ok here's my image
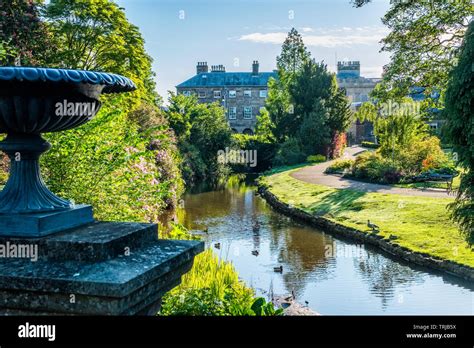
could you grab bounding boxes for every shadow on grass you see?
[309,188,367,216]
[263,163,309,176]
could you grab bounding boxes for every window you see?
[182,90,191,97]
[259,90,268,98]
[228,107,237,120]
[214,90,222,98]
[229,90,236,98]
[243,106,252,119]
[198,91,207,98]
[429,123,438,130]
[244,90,252,97]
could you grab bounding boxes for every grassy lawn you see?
[260,168,474,268]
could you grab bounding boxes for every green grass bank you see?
[259,168,474,274]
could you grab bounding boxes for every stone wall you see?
[258,185,474,282]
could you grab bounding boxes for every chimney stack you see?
[211,64,226,73]
[252,60,259,76]
[196,61,208,74]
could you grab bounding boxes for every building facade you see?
[176,61,277,134]
[336,61,380,144]
[336,61,442,144]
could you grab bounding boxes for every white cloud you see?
[237,26,389,48]
[238,32,288,45]
[361,66,384,78]
[300,27,314,33]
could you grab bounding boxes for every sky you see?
[114,0,392,103]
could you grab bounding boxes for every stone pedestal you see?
[0,222,204,315]
[0,67,203,316]
[0,204,94,237]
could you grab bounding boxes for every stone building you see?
[336,61,442,144]
[336,61,381,144]
[176,61,277,134]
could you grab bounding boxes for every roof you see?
[176,72,278,88]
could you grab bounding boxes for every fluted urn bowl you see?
[0,67,136,227]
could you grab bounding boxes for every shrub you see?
[352,152,402,184]
[232,134,278,172]
[350,137,454,184]
[165,94,233,185]
[160,248,281,316]
[0,152,8,185]
[327,132,347,159]
[42,97,181,223]
[273,137,306,166]
[306,154,326,163]
[325,159,354,174]
[160,225,282,316]
[396,136,450,175]
[361,141,379,149]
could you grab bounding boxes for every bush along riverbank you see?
[159,224,283,316]
[258,169,474,281]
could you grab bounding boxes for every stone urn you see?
[0,67,203,315]
[0,67,136,236]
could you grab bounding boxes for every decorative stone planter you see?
[0,67,203,315]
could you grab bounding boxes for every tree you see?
[166,94,232,183]
[267,32,352,163]
[287,59,352,158]
[356,0,472,97]
[351,0,370,7]
[276,28,310,74]
[43,0,159,104]
[265,73,293,143]
[0,0,53,65]
[166,93,196,139]
[7,0,184,220]
[354,102,378,123]
[189,102,233,174]
[298,100,330,156]
[444,21,474,240]
[254,109,275,143]
[290,60,334,116]
[375,114,428,159]
[327,85,353,134]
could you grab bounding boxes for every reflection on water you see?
[178,177,474,315]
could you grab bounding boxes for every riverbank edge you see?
[257,185,474,282]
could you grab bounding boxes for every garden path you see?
[290,146,452,198]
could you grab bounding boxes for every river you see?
[177,177,474,315]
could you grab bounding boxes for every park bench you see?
[411,171,458,193]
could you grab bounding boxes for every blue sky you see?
[114,0,391,103]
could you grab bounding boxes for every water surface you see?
[178,179,474,315]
